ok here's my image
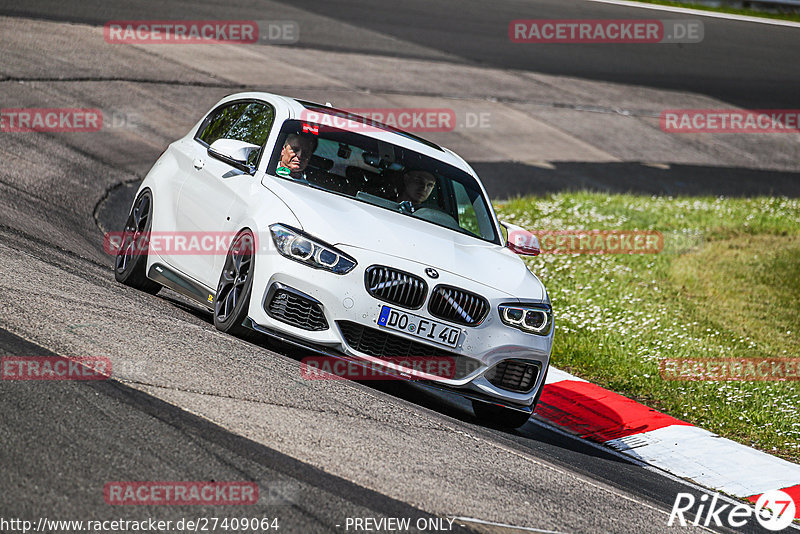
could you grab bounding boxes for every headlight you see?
[269,224,356,274]
[498,303,552,335]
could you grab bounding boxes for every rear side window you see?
[226,103,275,147]
[196,101,275,147]
[196,102,248,146]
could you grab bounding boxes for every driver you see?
[397,170,436,206]
[278,133,318,179]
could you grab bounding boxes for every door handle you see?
[193,158,205,170]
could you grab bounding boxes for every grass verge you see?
[494,193,800,462]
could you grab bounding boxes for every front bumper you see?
[247,244,553,408]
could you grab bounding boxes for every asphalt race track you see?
[0,1,798,533]
[4,0,800,108]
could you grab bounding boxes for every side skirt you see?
[147,263,215,308]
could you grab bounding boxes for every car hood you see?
[263,177,545,300]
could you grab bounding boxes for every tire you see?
[472,401,532,429]
[114,190,161,295]
[213,230,255,337]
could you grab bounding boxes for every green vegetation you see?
[495,193,800,462]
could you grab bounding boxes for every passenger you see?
[278,133,318,179]
[397,170,436,206]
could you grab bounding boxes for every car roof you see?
[216,92,477,177]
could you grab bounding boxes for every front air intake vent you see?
[485,360,540,393]
[337,321,480,380]
[266,285,328,331]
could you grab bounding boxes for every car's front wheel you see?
[114,190,161,295]
[213,230,255,337]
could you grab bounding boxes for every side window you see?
[226,103,275,148]
[196,101,276,165]
[196,102,248,146]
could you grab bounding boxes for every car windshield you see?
[267,119,499,243]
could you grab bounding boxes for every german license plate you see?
[377,306,462,348]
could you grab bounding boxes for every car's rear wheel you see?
[214,230,255,337]
[114,190,161,295]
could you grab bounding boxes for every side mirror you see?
[500,221,540,256]
[208,139,261,174]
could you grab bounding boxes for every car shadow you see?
[158,294,214,323]
[158,293,638,464]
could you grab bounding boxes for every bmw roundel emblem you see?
[425,267,439,279]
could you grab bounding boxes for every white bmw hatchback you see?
[114,92,553,427]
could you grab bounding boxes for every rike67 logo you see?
[669,490,796,531]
